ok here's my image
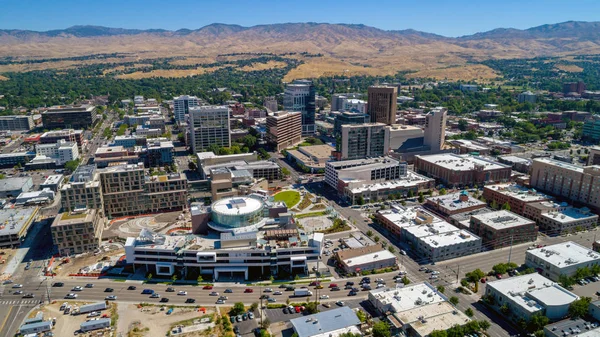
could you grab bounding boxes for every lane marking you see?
[0,305,13,334]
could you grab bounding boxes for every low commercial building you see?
[425,191,486,219]
[369,282,471,337]
[0,177,33,198]
[39,129,85,149]
[15,188,55,205]
[448,207,495,230]
[450,139,490,155]
[334,244,397,274]
[543,318,600,337]
[80,318,111,332]
[414,153,512,187]
[523,202,598,234]
[0,207,39,248]
[375,206,435,238]
[0,152,35,168]
[125,229,323,280]
[0,115,34,131]
[286,144,333,173]
[343,172,434,205]
[483,183,551,217]
[402,221,482,262]
[197,152,281,181]
[51,209,104,256]
[40,174,64,192]
[498,155,532,173]
[469,210,538,249]
[325,157,407,192]
[290,307,361,337]
[42,104,98,129]
[484,273,578,321]
[94,145,140,168]
[525,241,600,281]
[35,139,80,166]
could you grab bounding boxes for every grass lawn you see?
[273,190,301,207]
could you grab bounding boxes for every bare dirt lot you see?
[36,300,116,337]
[52,248,124,278]
[0,248,16,277]
[116,303,215,337]
[103,211,184,239]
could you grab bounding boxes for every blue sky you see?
[0,0,599,37]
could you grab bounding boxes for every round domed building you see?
[208,196,266,232]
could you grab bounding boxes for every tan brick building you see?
[267,111,302,151]
[482,183,551,216]
[470,210,538,249]
[51,209,103,256]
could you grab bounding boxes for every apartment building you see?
[124,229,323,280]
[424,107,447,152]
[35,140,79,166]
[339,123,389,160]
[530,157,600,210]
[0,115,34,131]
[469,210,538,249]
[0,207,39,248]
[42,104,98,129]
[100,163,187,217]
[332,111,369,136]
[60,165,104,213]
[266,111,302,151]
[283,80,316,135]
[325,157,406,192]
[188,105,231,153]
[425,191,487,219]
[263,96,278,112]
[414,153,512,187]
[482,183,551,216]
[525,241,600,282]
[523,201,598,234]
[367,86,397,125]
[173,95,199,123]
[51,209,103,256]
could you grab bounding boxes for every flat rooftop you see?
[341,249,396,268]
[544,319,600,337]
[405,302,472,337]
[527,241,600,268]
[421,229,480,248]
[0,177,32,192]
[290,307,360,337]
[472,210,534,230]
[539,207,598,224]
[52,209,97,227]
[416,153,509,171]
[484,183,551,202]
[370,282,445,313]
[403,221,459,238]
[533,157,585,173]
[298,144,334,159]
[348,172,432,193]
[211,197,264,216]
[327,156,399,169]
[498,156,531,164]
[426,191,486,211]
[0,207,38,236]
[487,273,578,312]
[41,174,63,186]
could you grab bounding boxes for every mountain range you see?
[0,21,599,80]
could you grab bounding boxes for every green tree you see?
[177,132,185,142]
[449,296,459,305]
[294,275,300,281]
[171,274,178,284]
[407,190,415,198]
[261,318,271,330]
[147,273,153,281]
[569,297,592,318]
[501,202,511,211]
[281,167,290,177]
[458,119,469,131]
[230,302,245,316]
[401,276,410,285]
[418,191,425,203]
[64,159,80,173]
[103,127,112,139]
[373,321,391,337]
[366,230,373,237]
[491,200,499,209]
[479,320,491,331]
[356,310,367,323]
[304,302,319,314]
[429,330,448,337]
[388,246,396,254]
[465,308,474,317]
[356,196,364,205]
[197,275,203,283]
[250,302,258,312]
[500,304,510,315]
[528,313,549,332]
[374,236,380,243]
[439,188,447,195]
[465,269,485,284]
[269,275,275,282]
[437,285,445,294]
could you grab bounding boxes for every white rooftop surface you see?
[211,197,263,215]
[403,221,459,238]
[452,140,489,150]
[370,283,445,313]
[487,273,578,312]
[421,230,480,248]
[377,207,420,229]
[343,249,396,267]
[534,157,585,173]
[404,302,472,337]
[499,156,531,164]
[417,153,509,171]
[539,207,598,224]
[574,329,600,337]
[348,172,432,193]
[427,192,486,211]
[527,241,600,268]
[472,210,534,230]
[485,183,551,202]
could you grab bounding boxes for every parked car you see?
[230,316,236,323]
[248,312,254,319]
[267,297,276,302]
[336,301,345,306]
[330,286,340,291]
[236,315,242,322]
[242,313,248,321]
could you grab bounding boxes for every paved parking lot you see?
[572,280,600,299]
[233,316,259,337]
[264,299,368,323]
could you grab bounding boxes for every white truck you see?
[293,289,313,297]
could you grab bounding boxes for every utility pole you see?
[507,234,514,264]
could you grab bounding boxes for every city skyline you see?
[0,0,598,37]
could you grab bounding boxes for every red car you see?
[244,288,254,293]
[295,306,301,313]
[329,283,338,288]
[480,278,486,284]
[496,274,502,279]
[203,285,213,290]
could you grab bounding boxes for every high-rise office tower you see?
[188,105,231,153]
[266,111,302,152]
[424,107,447,152]
[283,79,316,135]
[173,95,199,123]
[367,86,397,125]
[339,123,390,160]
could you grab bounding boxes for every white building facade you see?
[173,95,199,123]
[188,105,231,153]
[35,140,80,165]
